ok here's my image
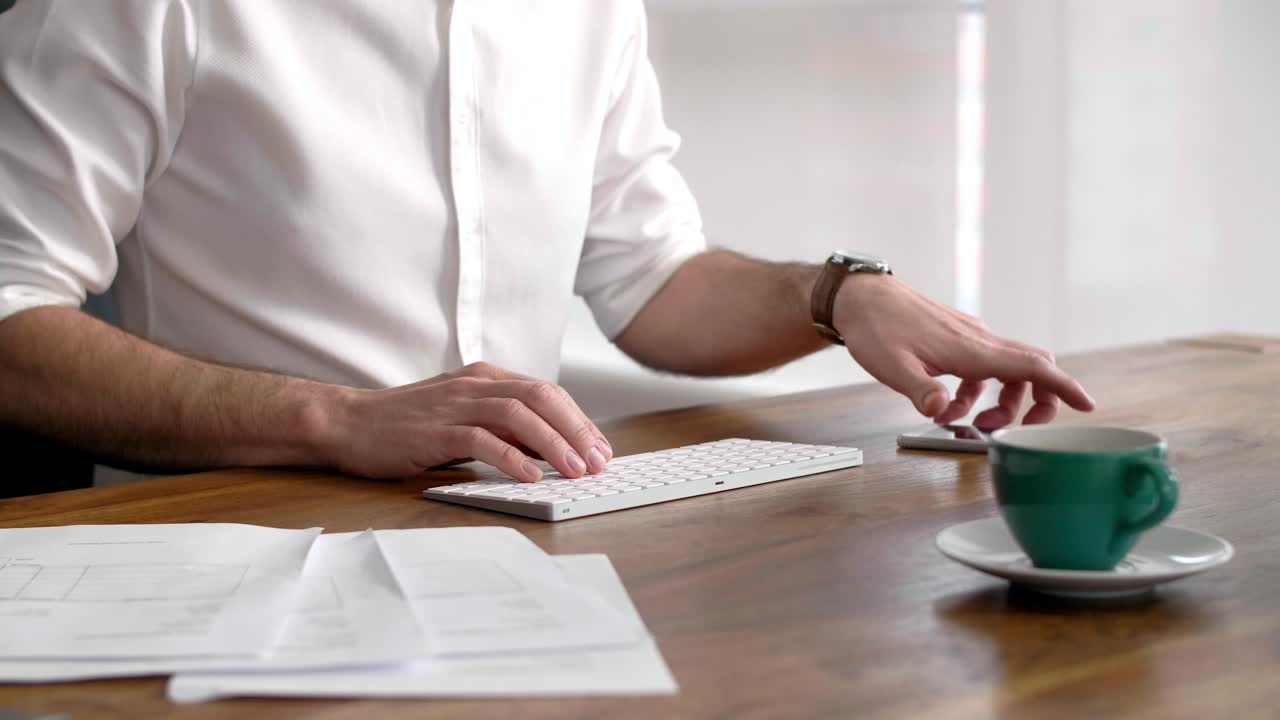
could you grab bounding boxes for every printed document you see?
[167,554,677,701]
[0,524,319,659]
[0,530,422,681]
[373,528,643,654]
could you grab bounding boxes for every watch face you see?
[831,251,889,272]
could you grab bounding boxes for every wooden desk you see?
[1,342,1278,719]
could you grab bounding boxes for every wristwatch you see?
[810,251,893,345]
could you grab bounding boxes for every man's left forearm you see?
[616,247,1095,429]
[615,249,825,376]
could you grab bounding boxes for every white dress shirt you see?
[0,0,706,391]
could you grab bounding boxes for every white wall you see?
[1218,0,1280,336]
[561,0,959,418]
[983,0,1280,354]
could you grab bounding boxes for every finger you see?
[933,378,986,424]
[492,432,543,461]
[1021,383,1060,425]
[467,398,592,478]
[973,381,1027,432]
[445,426,542,483]
[974,345,1095,412]
[857,348,949,418]
[453,371,613,465]
[488,380,611,471]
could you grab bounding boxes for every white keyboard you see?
[423,438,863,521]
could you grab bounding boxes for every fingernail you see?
[522,460,542,483]
[565,450,587,476]
[586,446,607,473]
[597,440,613,461]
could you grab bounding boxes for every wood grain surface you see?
[0,341,1277,719]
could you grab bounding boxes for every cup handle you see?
[1111,457,1179,556]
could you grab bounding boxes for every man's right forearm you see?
[0,306,346,472]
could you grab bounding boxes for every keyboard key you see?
[533,497,571,506]
[442,486,494,496]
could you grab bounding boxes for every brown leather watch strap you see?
[810,258,847,346]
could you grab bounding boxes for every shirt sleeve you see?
[573,3,707,341]
[0,0,197,321]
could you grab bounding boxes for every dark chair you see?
[0,428,93,498]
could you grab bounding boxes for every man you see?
[0,1,1092,487]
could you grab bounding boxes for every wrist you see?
[292,382,361,469]
[810,251,893,345]
[831,271,893,336]
[796,263,826,331]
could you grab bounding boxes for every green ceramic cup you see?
[988,426,1179,571]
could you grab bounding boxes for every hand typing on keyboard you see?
[322,362,611,482]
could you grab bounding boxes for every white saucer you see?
[936,518,1234,598]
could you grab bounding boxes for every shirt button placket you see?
[449,0,484,366]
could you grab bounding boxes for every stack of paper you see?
[169,554,675,701]
[0,524,676,700]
